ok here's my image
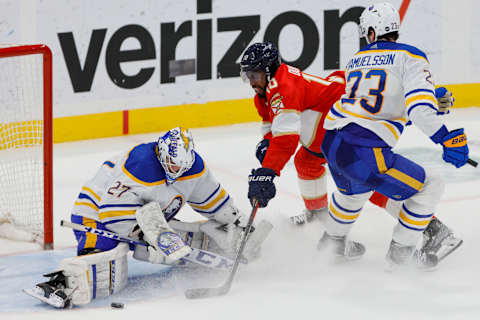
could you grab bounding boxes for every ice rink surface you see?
[1,108,480,320]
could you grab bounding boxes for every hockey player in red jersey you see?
[241,42,346,224]
[242,41,462,262]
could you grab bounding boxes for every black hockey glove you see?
[248,167,276,208]
[255,139,270,164]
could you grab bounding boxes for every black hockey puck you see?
[111,302,124,309]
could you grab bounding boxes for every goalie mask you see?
[359,2,400,44]
[157,127,195,184]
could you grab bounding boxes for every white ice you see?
[1,108,480,320]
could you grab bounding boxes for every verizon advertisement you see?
[0,0,478,117]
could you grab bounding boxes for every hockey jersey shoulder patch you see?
[269,92,285,115]
[123,142,166,185]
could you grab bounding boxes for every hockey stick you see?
[467,158,478,167]
[184,200,260,299]
[60,220,237,270]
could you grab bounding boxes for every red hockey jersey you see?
[254,64,346,175]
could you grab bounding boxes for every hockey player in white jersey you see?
[24,127,271,308]
[318,3,470,269]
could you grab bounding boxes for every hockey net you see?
[0,45,53,249]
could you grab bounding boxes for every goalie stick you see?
[184,200,260,299]
[60,220,237,271]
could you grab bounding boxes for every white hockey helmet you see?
[157,127,195,183]
[359,3,400,44]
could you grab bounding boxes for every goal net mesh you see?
[0,52,45,243]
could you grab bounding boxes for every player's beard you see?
[253,85,266,97]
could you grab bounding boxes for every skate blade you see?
[23,288,66,308]
[437,239,463,262]
[384,256,438,273]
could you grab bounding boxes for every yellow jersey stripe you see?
[386,168,424,191]
[380,121,399,140]
[399,211,430,227]
[189,188,227,210]
[82,217,98,248]
[336,102,374,120]
[373,148,388,173]
[99,210,137,220]
[122,165,166,186]
[278,109,301,115]
[355,49,428,63]
[405,94,437,107]
[304,112,322,147]
[326,113,336,121]
[273,131,299,137]
[81,186,101,202]
[177,164,206,182]
[329,203,360,221]
[75,201,99,212]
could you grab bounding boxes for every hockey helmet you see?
[157,127,195,184]
[240,42,281,82]
[359,3,400,44]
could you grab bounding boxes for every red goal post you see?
[0,44,53,249]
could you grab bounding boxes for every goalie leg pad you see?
[61,243,129,305]
[25,243,129,308]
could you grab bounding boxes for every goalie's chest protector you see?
[123,143,206,220]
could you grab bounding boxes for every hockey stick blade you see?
[184,201,260,300]
[184,286,229,300]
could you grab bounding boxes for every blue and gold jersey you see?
[71,142,231,237]
[324,41,444,147]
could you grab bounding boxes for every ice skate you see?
[290,208,327,225]
[420,217,463,262]
[386,240,438,271]
[317,232,365,260]
[23,271,73,308]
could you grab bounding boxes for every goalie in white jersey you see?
[318,3,470,269]
[25,127,271,308]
